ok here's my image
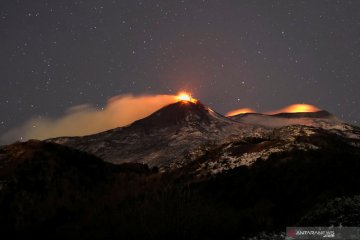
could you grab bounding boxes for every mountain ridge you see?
[48,100,257,170]
[47,100,360,171]
[1,100,360,238]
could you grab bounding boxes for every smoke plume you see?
[2,94,178,143]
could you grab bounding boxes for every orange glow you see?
[176,92,197,103]
[268,104,320,114]
[226,108,255,116]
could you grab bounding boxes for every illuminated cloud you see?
[1,94,178,143]
[267,104,320,114]
[226,108,255,117]
[226,104,320,117]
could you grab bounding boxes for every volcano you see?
[49,101,255,170]
[48,100,360,172]
[131,100,230,128]
[2,99,360,238]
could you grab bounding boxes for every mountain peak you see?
[131,100,214,128]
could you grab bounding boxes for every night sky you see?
[1,0,360,142]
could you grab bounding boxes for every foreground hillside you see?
[1,135,360,239]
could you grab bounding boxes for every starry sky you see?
[1,0,360,142]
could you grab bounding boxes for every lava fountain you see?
[176,92,198,103]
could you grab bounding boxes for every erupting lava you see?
[176,92,197,103]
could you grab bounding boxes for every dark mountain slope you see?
[185,143,360,233]
[1,131,360,239]
[0,140,154,239]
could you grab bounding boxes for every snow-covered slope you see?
[48,102,360,173]
[49,101,261,171]
[230,110,359,139]
[194,125,326,175]
[190,111,360,175]
[230,111,338,128]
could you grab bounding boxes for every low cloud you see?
[226,104,320,116]
[2,94,178,143]
[226,108,255,117]
[266,104,320,114]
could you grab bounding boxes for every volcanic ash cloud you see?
[1,94,178,143]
